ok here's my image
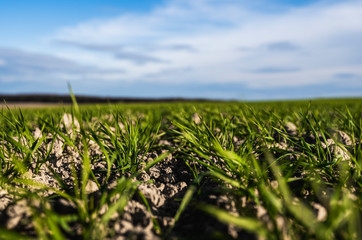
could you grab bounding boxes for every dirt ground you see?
[0,102,70,109]
[0,112,357,239]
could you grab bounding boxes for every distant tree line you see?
[0,94,210,103]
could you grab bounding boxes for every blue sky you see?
[0,0,361,100]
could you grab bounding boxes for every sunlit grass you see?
[0,98,361,239]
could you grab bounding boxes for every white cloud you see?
[0,58,5,66]
[0,48,126,84]
[7,0,362,92]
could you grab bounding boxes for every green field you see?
[0,98,361,239]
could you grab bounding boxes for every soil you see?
[0,102,70,109]
[0,116,356,239]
